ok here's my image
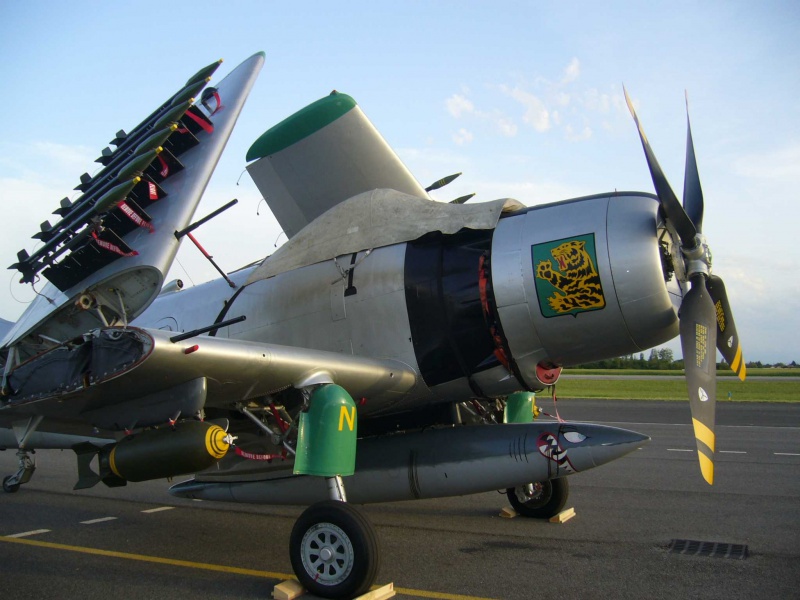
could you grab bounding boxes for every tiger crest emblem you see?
[532,234,606,317]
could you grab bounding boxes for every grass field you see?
[567,368,800,377]
[557,369,800,402]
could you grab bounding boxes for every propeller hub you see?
[682,235,711,279]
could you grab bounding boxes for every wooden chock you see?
[549,507,576,523]
[357,582,396,599]
[273,579,305,600]
[499,506,518,518]
[272,580,395,599]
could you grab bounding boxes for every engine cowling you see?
[490,192,681,389]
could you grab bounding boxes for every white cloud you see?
[583,88,613,113]
[501,86,550,132]
[446,94,474,118]
[452,128,474,145]
[398,146,472,166]
[468,178,590,205]
[447,58,629,143]
[444,91,518,139]
[496,117,518,137]
[0,177,72,319]
[561,57,580,84]
[554,92,571,107]
[732,143,800,180]
[31,142,96,173]
[565,124,592,141]
[0,141,96,193]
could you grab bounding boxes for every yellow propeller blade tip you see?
[698,452,714,485]
[692,418,715,453]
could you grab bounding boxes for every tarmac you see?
[0,399,797,599]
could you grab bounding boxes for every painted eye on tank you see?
[563,431,587,444]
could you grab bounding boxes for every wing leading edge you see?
[2,327,417,433]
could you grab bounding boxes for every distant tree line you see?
[575,349,797,370]
[576,349,677,370]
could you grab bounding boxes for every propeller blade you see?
[683,92,704,233]
[624,88,697,247]
[425,172,461,192]
[680,273,718,485]
[707,274,746,381]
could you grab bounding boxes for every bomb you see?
[74,420,229,489]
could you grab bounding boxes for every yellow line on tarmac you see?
[0,534,292,579]
[0,535,495,600]
[395,588,497,600]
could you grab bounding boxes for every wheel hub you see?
[300,522,354,585]
[516,482,544,503]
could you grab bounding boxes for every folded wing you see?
[3,53,265,358]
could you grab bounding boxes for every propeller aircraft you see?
[0,52,744,598]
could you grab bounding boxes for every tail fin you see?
[72,442,102,490]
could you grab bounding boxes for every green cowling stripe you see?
[246,92,357,162]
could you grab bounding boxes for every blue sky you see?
[0,1,797,363]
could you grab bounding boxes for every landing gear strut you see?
[289,385,380,598]
[2,416,42,494]
[3,449,36,493]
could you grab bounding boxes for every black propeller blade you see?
[624,88,697,248]
[626,89,747,484]
[679,273,718,485]
[707,275,746,381]
[683,92,704,234]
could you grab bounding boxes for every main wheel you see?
[290,500,380,599]
[3,476,21,493]
[506,477,569,519]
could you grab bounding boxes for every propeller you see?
[624,88,746,485]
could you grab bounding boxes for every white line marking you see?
[5,529,51,538]
[667,448,694,452]
[80,517,118,525]
[576,420,800,430]
[141,506,175,514]
[720,451,747,454]
[774,452,800,456]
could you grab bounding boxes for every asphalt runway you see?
[0,400,798,599]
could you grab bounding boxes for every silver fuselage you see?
[135,192,681,417]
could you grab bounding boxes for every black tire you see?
[3,476,20,493]
[290,501,380,599]
[506,478,569,519]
